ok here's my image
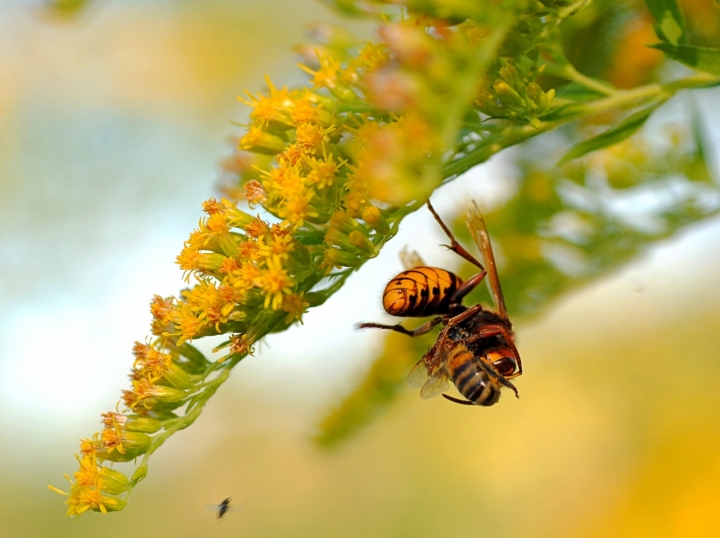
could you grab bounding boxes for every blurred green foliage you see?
[44,0,94,17]
[312,0,720,448]
[45,0,720,514]
[316,330,437,446]
[318,107,719,446]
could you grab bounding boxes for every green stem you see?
[121,354,242,501]
[442,73,718,180]
[557,64,618,96]
[557,0,594,20]
[442,121,557,179]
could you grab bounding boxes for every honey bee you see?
[359,201,522,406]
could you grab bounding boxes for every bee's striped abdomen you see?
[448,348,501,407]
[382,267,461,317]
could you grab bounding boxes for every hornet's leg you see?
[357,316,445,337]
[427,200,487,304]
[463,324,523,376]
[431,304,484,357]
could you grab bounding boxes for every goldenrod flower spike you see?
[53,0,719,515]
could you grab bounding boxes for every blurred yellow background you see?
[1,1,720,536]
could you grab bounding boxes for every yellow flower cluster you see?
[48,452,126,516]
[52,7,487,516]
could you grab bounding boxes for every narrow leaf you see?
[558,106,658,164]
[651,43,720,76]
[645,0,688,45]
[314,331,435,448]
[684,104,714,183]
[690,103,707,164]
[554,82,607,102]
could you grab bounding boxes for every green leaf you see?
[682,104,714,183]
[690,104,707,164]
[554,82,607,102]
[558,106,659,164]
[651,43,720,76]
[645,0,688,45]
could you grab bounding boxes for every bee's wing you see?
[408,360,449,398]
[407,360,429,388]
[419,370,450,400]
[466,202,508,320]
[399,246,426,270]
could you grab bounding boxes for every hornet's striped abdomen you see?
[382,267,462,317]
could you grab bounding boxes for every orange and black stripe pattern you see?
[382,267,462,317]
[447,346,501,407]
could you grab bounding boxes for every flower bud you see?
[226,207,256,230]
[133,380,189,410]
[142,409,179,421]
[328,210,358,234]
[494,81,525,110]
[99,497,127,513]
[124,415,163,434]
[324,227,356,252]
[214,232,240,258]
[101,412,127,429]
[239,127,286,155]
[99,432,152,462]
[197,252,227,272]
[132,464,148,482]
[99,468,130,495]
[527,83,554,112]
[348,231,375,256]
[143,399,186,413]
[249,109,293,135]
[157,362,195,391]
[361,205,389,234]
[324,248,360,267]
[499,64,523,91]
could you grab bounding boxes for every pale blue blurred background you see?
[2,1,720,536]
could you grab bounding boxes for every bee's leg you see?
[500,378,520,399]
[442,394,475,405]
[495,374,520,399]
[477,358,520,399]
[427,201,487,301]
[357,316,445,337]
[423,304,485,375]
[464,324,522,375]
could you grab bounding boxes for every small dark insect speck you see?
[217,497,231,519]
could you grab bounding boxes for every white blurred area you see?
[0,0,360,450]
[0,0,719,465]
[242,159,720,410]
